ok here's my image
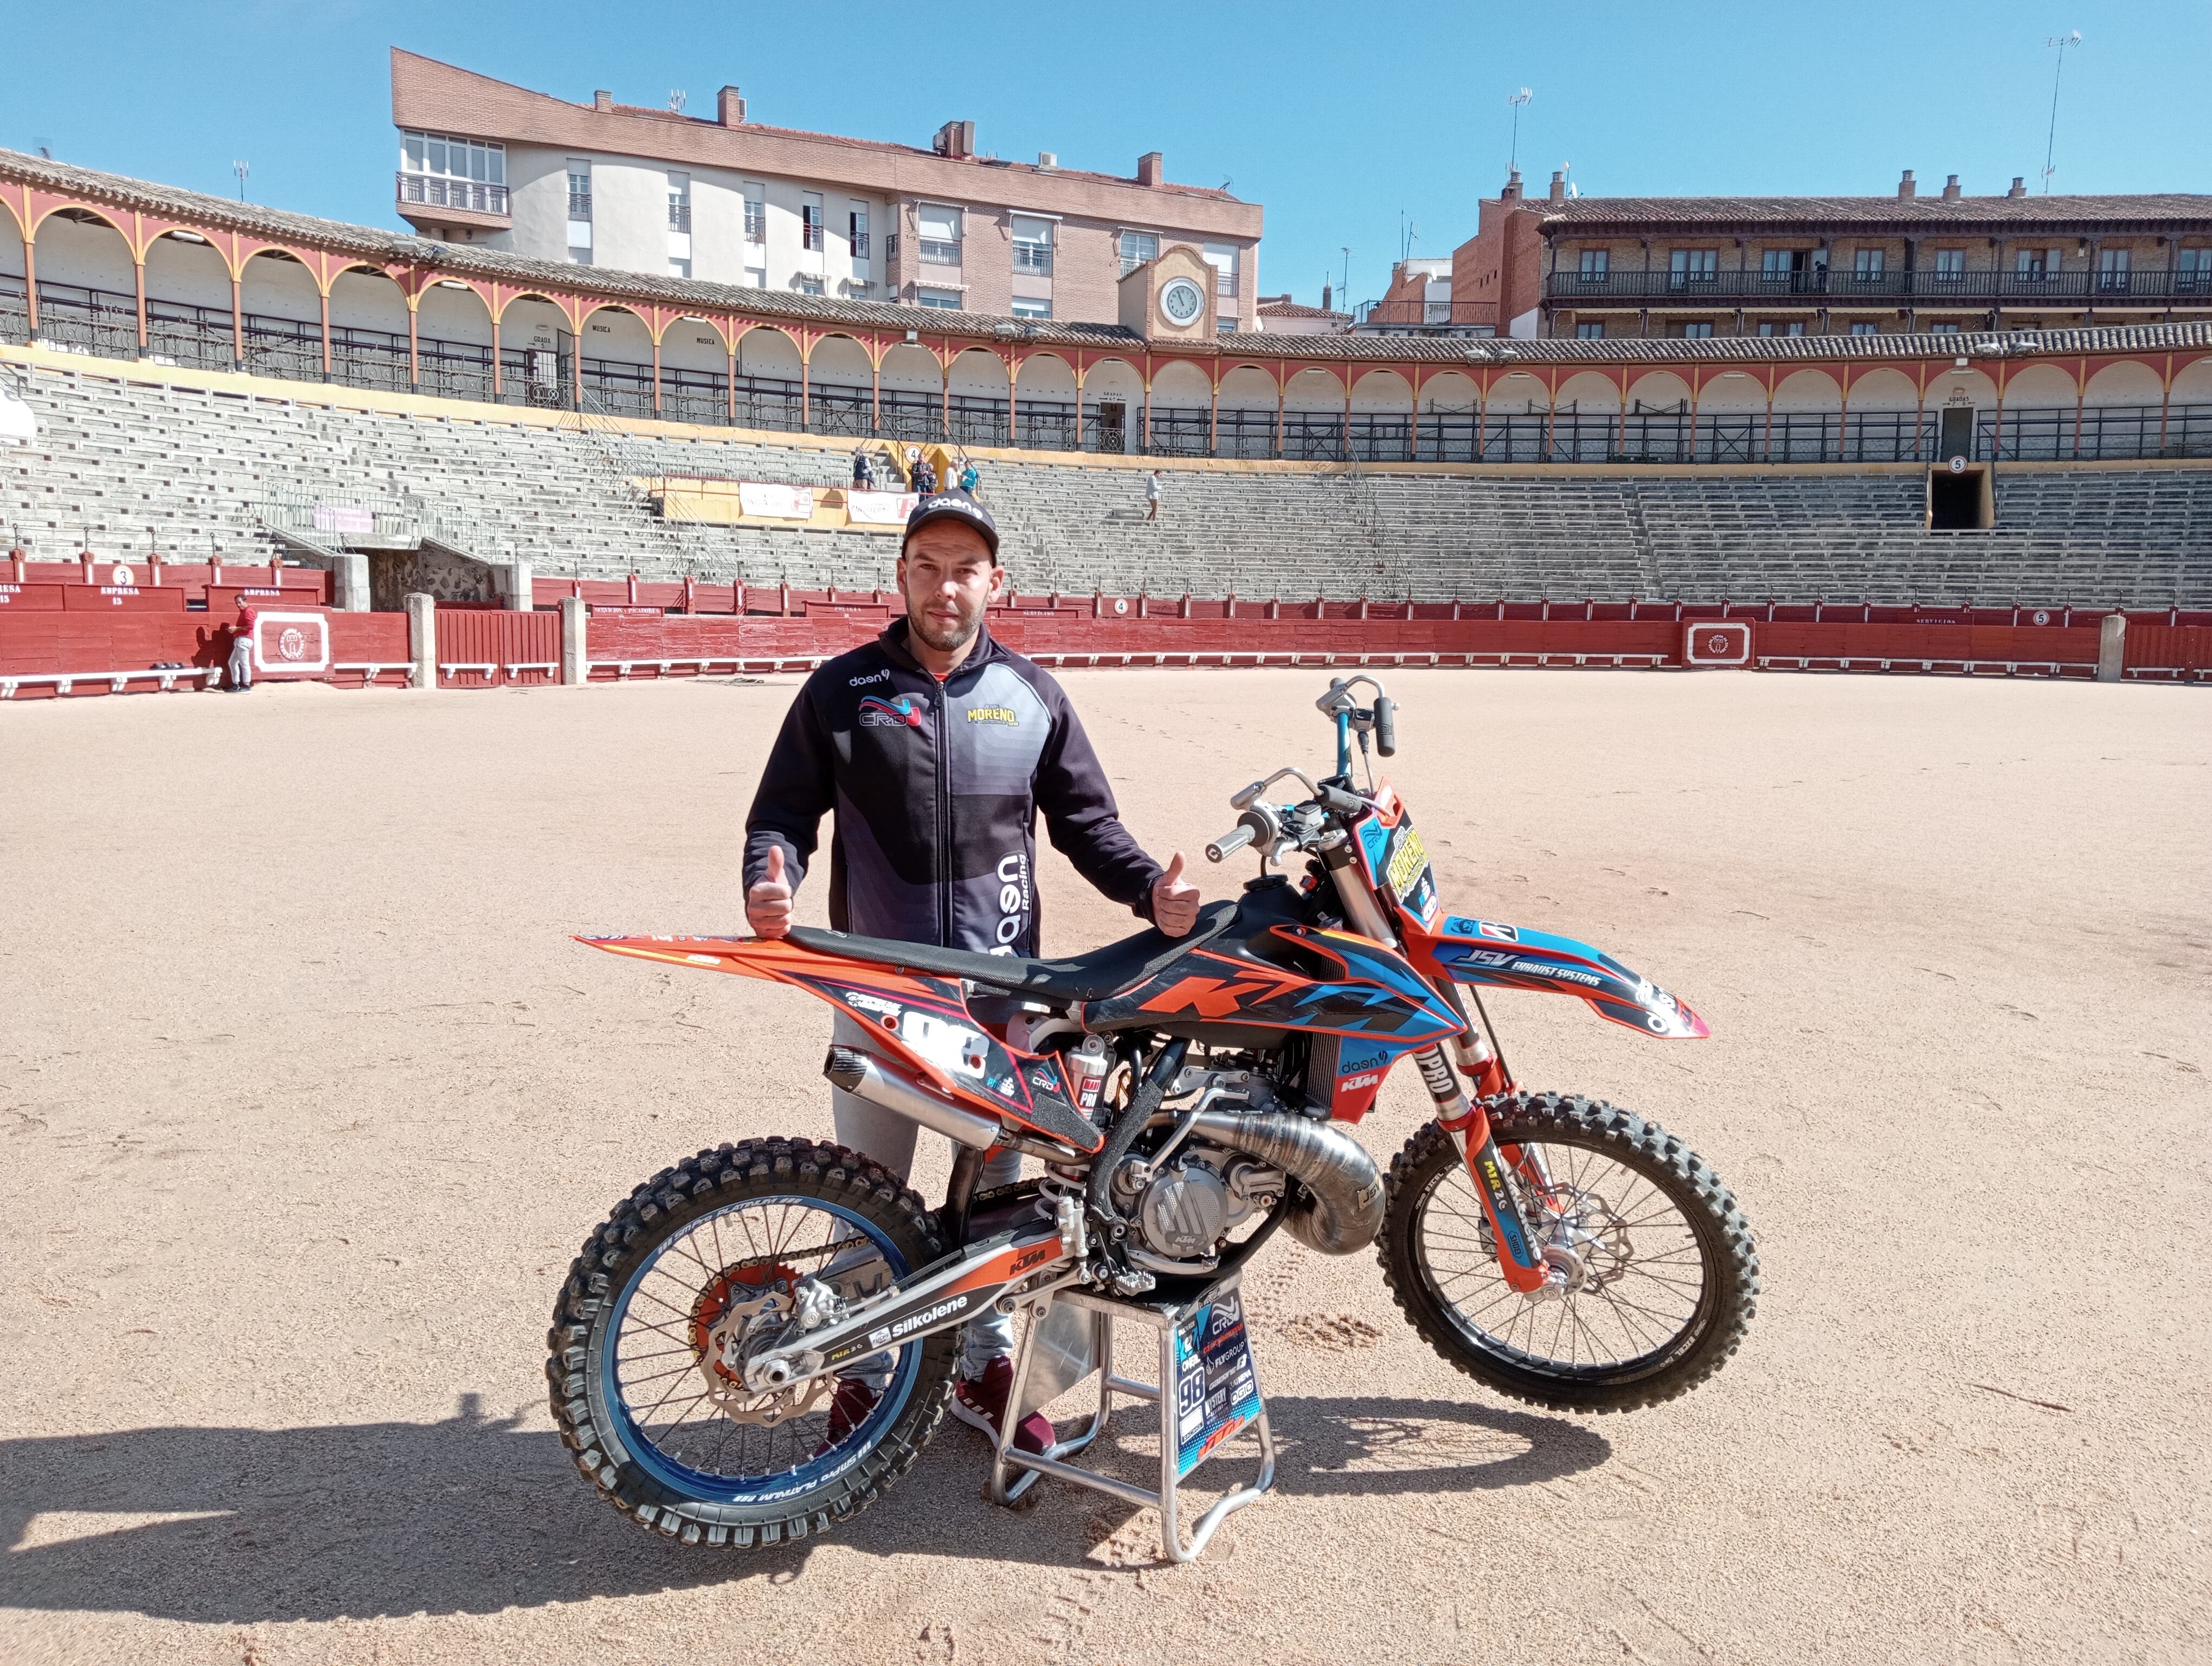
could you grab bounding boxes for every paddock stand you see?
[985,1270,1275,1563]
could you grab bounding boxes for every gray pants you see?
[831,1012,1020,1375]
[227,639,253,690]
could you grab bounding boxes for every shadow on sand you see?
[2,1388,1609,1621]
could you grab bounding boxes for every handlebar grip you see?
[1373,695,1397,757]
[1205,823,1256,863]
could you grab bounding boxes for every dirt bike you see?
[548,675,1759,1549]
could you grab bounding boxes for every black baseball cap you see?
[902,489,999,559]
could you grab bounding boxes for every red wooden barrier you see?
[2124,625,2212,677]
[435,609,561,687]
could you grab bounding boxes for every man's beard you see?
[907,591,983,653]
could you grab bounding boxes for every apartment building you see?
[389,49,1263,329]
[1435,168,2212,339]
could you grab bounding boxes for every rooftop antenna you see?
[1340,246,1351,311]
[2041,31,2081,193]
[1507,88,1533,174]
[232,159,249,201]
[668,88,687,113]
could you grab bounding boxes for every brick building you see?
[1438,168,2212,340]
[389,49,1263,330]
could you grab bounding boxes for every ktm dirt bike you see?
[549,676,1758,1549]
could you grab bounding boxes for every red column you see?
[491,305,503,400]
[229,264,243,369]
[799,342,809,432]
[870,344,880,435]
[1208,370,1219,456]
[726,330,737,423]
[132,253,147,354]
[1006,351,1018,445]
[652,332,664,418]
[407,294,420,390]
[319,284,332,381]
[21,228,35,335]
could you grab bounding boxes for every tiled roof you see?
[5,150,2209,370]
[1541,192,2212,232]
[1257,299,1352,321]
[597,107,1237,203]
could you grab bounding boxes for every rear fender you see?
[1406,916,1708,1040]
[576,934,1103,1151]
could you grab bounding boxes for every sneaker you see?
[949,1356,1055,1455]
[812,1375,878,1457]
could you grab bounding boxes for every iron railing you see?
[918,238,961,266]
[669,203,692,233]
[10,273,2212,464]
[569,190,592,219]
[1013,243,1052,275]
[1547,265,2212,304]
[744,203,766,242]
[395,173,510,216]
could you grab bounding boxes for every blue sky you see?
[7,2,2204,310]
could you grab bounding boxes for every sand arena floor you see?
[1,668,2206,1665]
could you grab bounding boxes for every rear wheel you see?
[1379,1093,1758,1413]
[546,1136,957,1547]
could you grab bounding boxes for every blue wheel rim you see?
[604,1192,921,1504]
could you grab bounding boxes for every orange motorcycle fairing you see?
[578,934,1103,1154]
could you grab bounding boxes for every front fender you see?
[1412,915,1708,1040]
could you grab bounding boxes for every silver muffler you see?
[1186,1110,1385,1254]
[823,1046,1002,1150]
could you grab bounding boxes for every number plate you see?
[1384,823,1439,925]
[1173,1289,1263,1478]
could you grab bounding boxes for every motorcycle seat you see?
[787,898,1240,1004]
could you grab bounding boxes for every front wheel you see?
[546,1136,957,1548]
[1380,1093,1758,1413]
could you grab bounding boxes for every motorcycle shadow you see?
[0,1391,1605,1622]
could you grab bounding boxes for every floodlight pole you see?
[2042,33,2080,194]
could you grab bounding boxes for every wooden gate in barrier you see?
[434,607,561,688]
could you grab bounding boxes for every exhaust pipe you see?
[1186,1110,1385,1255]
[824,1046,1002,1151]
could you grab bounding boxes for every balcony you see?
[1545,266,2212,306]
[1013,242,1052,275]
[568,190,592,220]
[395,172,510,231]
[743,204,766,244]
[668,203,692,234]
[918,238,961,266]
[851,231,870,258]
[1214,271,1239,298]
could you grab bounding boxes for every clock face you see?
[1159,277,1204,325]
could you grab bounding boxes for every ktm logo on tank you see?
[1140,969,1294,1020]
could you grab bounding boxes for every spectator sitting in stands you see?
[228,607,257,693]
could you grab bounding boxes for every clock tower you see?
[1118,244,1219,342]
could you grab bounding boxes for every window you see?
[917,287,962,310]
[848,204,870,259]
[566,159,592,222]
[743,182,766,244]
[2181,249,2210,293]
[1578,248,1609,279]
[801,193,825,253]
[400,131,505,185]
[2015,247,2063,280]
[2098,247,2132,291]
[1761,248,1806,278]
[1012,215,1054,275]
[1680,320,1715,337]
[917,204,962,265]
[396,130,507,213]
[1217,319,1237,334]
[1118,230,1158,276]
[1849,321,1880,336]
[795,275,824,296]
[1757,320,1806,337]
[1668,249,1718,287]
[667,172,691,234]
[1204,243,1240,297]
[669,258,691,279]
[1932,249,1965,281]
[1011,297,1052,319]
[1575,321,1605,339]
[1852,248,1886,280]
[1927,322,1962,334]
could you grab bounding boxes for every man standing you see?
[851,446,875,491]
[227,606,257,692]
[1144,469,1162,521]
[743,489,1200,1451]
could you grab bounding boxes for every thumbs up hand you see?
[1150,850,1201,938]
[747,844,795,939]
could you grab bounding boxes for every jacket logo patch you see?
[966,706,1018,726]
[858,695,924,729]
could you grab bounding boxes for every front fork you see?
[1320,832,1557,1297]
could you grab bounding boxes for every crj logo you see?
[858,695,924,728]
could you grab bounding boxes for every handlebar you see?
[1204,823,1256,863]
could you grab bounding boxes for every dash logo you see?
[858,694,924,729]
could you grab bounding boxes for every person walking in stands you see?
[1145,468,1162,521]
[743,488,1203,1457]
[959,457,980,495]
[227,605,257,692]
[852,446,875,491]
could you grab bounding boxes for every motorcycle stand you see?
[985,1270,1275,1564]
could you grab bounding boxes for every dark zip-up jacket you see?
[743,619,1162,956]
